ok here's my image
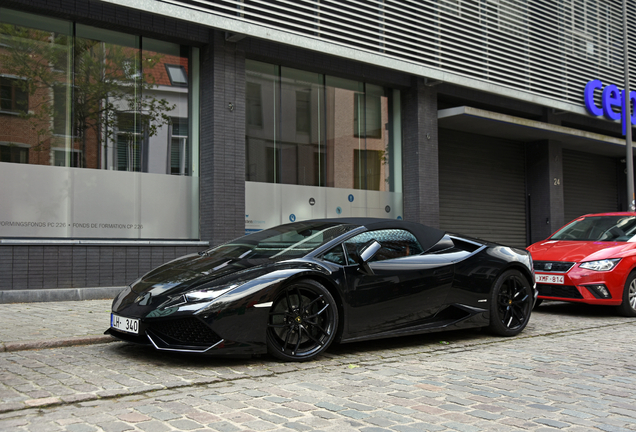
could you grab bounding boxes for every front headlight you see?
[184,283,242,303]
[579,258,621,272]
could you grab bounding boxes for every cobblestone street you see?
[0,301,635,431]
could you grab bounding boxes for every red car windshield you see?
[551,216,636,242]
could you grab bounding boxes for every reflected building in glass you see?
[0,10,199,245]
[244,60,402,230]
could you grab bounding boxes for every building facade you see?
[1,0,634,301]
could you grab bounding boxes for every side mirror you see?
[359,240,381,263]
[356,240,381,275]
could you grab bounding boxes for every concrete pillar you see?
[199,31,246,246]
[401,77,440,228]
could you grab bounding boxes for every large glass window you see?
[0,9,199,240]
[245,60,402,232]
[245,60,401,193]
[0,11,195,174]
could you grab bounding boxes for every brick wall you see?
[0,245,205,292]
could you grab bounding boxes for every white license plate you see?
[111,314,140,334]
[536,274,564,284]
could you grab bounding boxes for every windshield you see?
[551,216,636,242]
[202,221,358,261]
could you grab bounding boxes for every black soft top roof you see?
[310,217,446,253]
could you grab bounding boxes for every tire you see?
[266,279,338,361]
[487,269,533,336]
[617,273,636,317]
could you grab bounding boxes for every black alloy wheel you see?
[618,272,636,317]
[488,269,532,336]
[266,279,338,361]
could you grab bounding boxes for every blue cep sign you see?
[584,79,636,136]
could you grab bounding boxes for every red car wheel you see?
[618,273,636,317]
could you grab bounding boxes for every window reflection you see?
[0,14,72,166]
[245,60,401,192]
[0,77,28,113]
[0,12,193,176]
[245,61,279,183]
[170,117,189,175]
[0,8,199,240]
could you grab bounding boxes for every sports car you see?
[107,218,536,361]
[527,212,636,316]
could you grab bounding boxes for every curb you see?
[0,335,116,353]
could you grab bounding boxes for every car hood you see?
[528,240,636,262]
[129,252,294,298]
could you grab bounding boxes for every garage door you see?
[439,129,527,248]
[563,149,619,223]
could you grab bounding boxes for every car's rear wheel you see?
[618,272,636,317]
[266,279,338,361]
[488,269,533,336]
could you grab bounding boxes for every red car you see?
[527,212,636,317]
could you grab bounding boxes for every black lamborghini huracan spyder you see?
[107,218,536,361]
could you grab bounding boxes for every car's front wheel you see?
[266,279,338,361]
[488,269,533,336]
[618,272,636,317]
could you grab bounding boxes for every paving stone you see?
[466,410,502,421]
[148,411,181,421]
[312,410,340,420]
[95,421,135,432]
[270,407,303,418]
[441,421,482,432]
[534,418,571,429]
[387,406,418,415]
[282,421,312,431]
[135,420,172,432]
[340,409,371,420]
[167,418,204,430]
[392,424,446,432]
[314,401,345,412]
[595,425,636,432]
[65,424,99,432]
[208,421,241,432]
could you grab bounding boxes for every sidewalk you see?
[0,299,116,352]
[2,298,635,354]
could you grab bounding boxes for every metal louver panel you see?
[439,129,526,248]
[151,0,636,113]
[563,149,619,223]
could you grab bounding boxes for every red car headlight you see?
[579,258,621,272]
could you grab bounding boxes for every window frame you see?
[342,229,424,265]
[0,75,28,115]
